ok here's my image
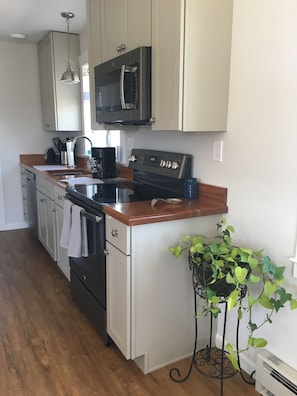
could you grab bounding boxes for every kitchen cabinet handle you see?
[40,198,46,203]
[111,229,118,237]
[104,249,109,256]
[117,43,126,52]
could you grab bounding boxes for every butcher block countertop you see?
[104,183,228,226]
[20,154,228,226]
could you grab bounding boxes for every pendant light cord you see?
[66,15,70,66]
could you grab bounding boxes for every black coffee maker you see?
[91,147,117,179]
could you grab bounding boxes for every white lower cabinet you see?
[36,188,57,261]
[105,214,219,374]
[106,241,131,358]
[54,186,70,281]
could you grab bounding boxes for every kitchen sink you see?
[50,171,84,176]
[48,169,91,177]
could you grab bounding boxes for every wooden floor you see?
[0,229,259,396]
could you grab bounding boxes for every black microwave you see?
[94,46,151,125]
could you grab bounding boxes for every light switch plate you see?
[213,140,223,162]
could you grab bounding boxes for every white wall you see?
[0,41,53,230]
[2,1,297,374]
[117,1,297,373]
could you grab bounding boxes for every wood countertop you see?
[103,183,228,226]
[20,154,228,226]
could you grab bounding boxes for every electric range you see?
[66,148,193,209]
[65,149,193,345]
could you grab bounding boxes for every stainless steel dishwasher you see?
[25,169,38,238]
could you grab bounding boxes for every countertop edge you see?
[20,155,228,226]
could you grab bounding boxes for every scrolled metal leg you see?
[169,284,198,382]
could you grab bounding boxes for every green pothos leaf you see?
[290,299,297,310]
[226,353,240,371]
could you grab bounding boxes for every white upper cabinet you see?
[99,0,152,63]
[87,0,102,130]
[38,31,82,132]
[87,0,152,129]
[151,0,233,132]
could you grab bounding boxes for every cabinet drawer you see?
[36,175,54,199]
[70,256,106,307]
[54,185,66,207]
[106,215,130,255]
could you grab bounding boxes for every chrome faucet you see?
[71,135,93,152]
[69,136,93,167]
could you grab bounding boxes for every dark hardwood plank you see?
[0,229,258,396]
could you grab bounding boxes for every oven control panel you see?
[129,149,192,179]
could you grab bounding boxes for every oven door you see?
[67,197,111,345]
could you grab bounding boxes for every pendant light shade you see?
[60,12,80,84]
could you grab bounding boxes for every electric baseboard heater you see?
[256,350,297,396]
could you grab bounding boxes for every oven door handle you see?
[81,211,103,223]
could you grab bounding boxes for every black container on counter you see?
[183,178,198,199]
[91,147,117,179]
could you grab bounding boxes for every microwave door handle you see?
[120,65,137,110]
[120,65,127,109]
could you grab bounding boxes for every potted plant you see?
[169,217,297,369]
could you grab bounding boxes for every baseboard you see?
[1,222,28,231]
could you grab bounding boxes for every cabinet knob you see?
[104,249,109,256]
[111,229,118,237]
[82,274,87,281]
[117,43,126,52]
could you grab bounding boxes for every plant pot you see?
[191,261,236,298]
[189,255,250,299]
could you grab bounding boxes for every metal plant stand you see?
[169,266,241,396]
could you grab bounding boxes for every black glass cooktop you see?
[66,178,183,211]
[66,180,135,207]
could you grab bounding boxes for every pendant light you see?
[60,12,80,84]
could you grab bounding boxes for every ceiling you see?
[0,0,87,44]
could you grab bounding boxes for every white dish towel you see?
[60,199,73,249]
[68,204,88,258]
[60,200,88,258]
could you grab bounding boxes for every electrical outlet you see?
[127,138,134,151]
[213,140,223,162]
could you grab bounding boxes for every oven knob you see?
[172,161,180,170]
[160,159,166,167]
[166,160,172,168]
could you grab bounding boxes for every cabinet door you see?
[38,32,81,132]
[46,198,57,261]
[151,0,184,131]
[55,203,70,280]
[37,190,57,261]
[38,35,56,130]
[151,0,232,132]
[87,0,105,130]
[126,0,152,50]
[37,190,47,248]
[100,0,127,62]
[106,241,131,359]
[100,0,152,63]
